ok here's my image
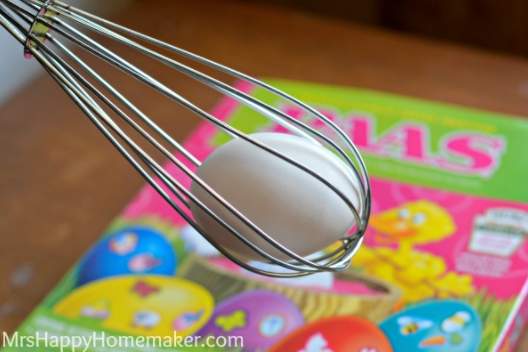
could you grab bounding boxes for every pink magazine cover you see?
[4,79,528,352]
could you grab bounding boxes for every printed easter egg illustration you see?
[54,276,214,337]
[379,300,481,352]
[198,290,304,351]
[268,315,393,352]
[76,226,177,286]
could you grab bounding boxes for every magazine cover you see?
[4,79,528,352]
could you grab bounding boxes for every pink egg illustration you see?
[197,290,304,351]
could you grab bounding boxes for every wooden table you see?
[2,0,528,350]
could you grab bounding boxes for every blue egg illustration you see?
[379,300,481,352]
[76,226,177,286]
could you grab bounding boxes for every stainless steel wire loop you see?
[0,0,371,277]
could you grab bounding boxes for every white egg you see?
[189,132,361,261]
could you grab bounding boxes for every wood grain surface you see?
[2,0,528,350]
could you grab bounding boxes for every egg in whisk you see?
[0,0,369,275]
[190,132,362,262]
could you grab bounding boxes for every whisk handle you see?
[24,0,55,58]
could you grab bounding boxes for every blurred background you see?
[2,0,528,106]
[249,0,528,58]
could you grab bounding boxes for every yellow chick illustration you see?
[370,200,455,252]
[353,200,474,303]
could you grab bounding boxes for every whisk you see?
[0,0,371,277]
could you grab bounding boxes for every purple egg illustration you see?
[197,290,305,351]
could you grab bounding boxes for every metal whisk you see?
[0,0,371,277]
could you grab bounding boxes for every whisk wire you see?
[41,13,365,267]
[32,0,369,207]
[4,0,368,221]
[0,0,370,276]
